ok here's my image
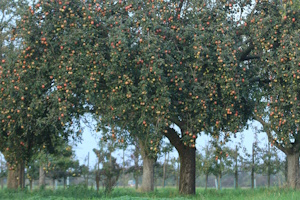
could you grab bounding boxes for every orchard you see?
[0,0,299,195]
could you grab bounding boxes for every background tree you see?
[46,143,81,189]
[256,143,282,187]
[93,139,121,194]
[0,0,84,186]
[125,139,142,190]
[26,157,40,190]
[197,144,214,190]
[161,142,173,188]
[244,1,300,188]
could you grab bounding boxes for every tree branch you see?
[163,127,183,153]
[239,43,254,62]
[254,116,287,154]
[242,55,260,61]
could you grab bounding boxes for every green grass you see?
[0,186,300,200]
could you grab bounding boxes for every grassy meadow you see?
[0,187,300,200]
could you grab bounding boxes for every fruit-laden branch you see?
[254,115,288,154]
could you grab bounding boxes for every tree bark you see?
[140,156,155,192]
[178,147,196,194]
[52,178,55,190]
[7,162,25,189]
[162,153,166,188]
[251,143,255,189]
[19,161,25,189]
[7,168,18,189]
[39,164,46,189]
[164,127,196,195]
[134,173,139,190]
[235,145,238,189]
[139,139,155,192]
[268,143,271,188]
[30,179,33,191]
[205,173,208,190]
[286,151,300,189]
[64,176,67,189]
[1,177,3,189]
[95,172,100,192]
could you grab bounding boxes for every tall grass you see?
[0,186,299,200]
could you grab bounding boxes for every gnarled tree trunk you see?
[286,151,299,189]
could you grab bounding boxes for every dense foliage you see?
[0,0,299,193]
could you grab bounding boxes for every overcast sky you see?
[73,118,284,169]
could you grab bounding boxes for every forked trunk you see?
[286,151,299,189]
[178,147,196,195]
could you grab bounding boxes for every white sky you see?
[74,118,285,169]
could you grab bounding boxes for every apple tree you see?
[243,0,300,188]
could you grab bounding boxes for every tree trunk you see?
[19,161,25,189]
[96,171,100,192]
[268,144,271,188]
[134,173,138,190]
[139,139,155,192]
[176,159,180,189]
[163,127,196,195]
[7,162,25,189]
[7,168,18,189]
[286,151,300,189]
[30,179,33,191]
[285,156,288,183]
[178,147,196,195]
[122,149,126,188]
[52,178,55,190]
[64,176,67,189]
[140,156,155,192]
[1,178,3,189]
[218,174,221,190]
[162,154,166,188]
[39,164,46,189]
[235,145,238,189]
[251,143,255,189]
[205,173,208,190]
